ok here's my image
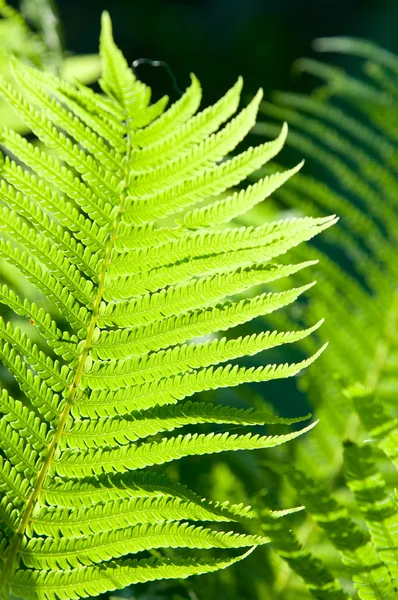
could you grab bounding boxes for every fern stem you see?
[0,133,131,593]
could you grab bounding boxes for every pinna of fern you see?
[0,11,334,600]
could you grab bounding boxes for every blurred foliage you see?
[0,0,100,132]
[245,36,398,600]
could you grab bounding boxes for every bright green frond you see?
[62,401,311,450]
[0,156,108,251]
[129,77,243,173]
[0,389,48,451]
[111,215,334,273]
[123,123,289,224]
[100,12,151,123]
[42,470,256,521]
[0,205,95,306]
[19,522,266,570]
[0,127,115,225]
[30,493,252,538]
[182,160,303,229]
[0,284,79,363]
[83,322,322,390]
[0,343,61,423]
[0,317,72,390]
[0,12,332,599]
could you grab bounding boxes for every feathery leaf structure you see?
[0,12,333,599]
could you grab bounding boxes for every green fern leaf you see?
[0,11,333,599]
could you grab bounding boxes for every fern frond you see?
[18,65,127,150]
[111,215,334,270]
[134,74,201,146]
[62,401,311,450]
[181,160,303,229]
[30,493,254,538]
[0,454,29,505]
[84,322,321,391]
[0,417,40,480]
[0,12,332,599]
[11,62,122,173]
[0,389,48,451]
[0,205,95,306]
[0,345,61,423]
[0,126,115,225]
[0,155,108,250]
[0,318,71,389]
[90,284,315,360]
[42,470,257,519]
[129,77,243,171]
[0,78,122,206]
[0,284,79,362]
[19,523,265,571]
[99,261,318,327]
[122,124,289,224]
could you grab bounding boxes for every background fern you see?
[241,37,398,600]
[0,9,333,600]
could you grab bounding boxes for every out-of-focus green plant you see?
[243,38,398,600]
[0,0,100,132]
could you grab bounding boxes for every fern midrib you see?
[0,128,132,591]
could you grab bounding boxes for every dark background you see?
[57,0,398,105]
